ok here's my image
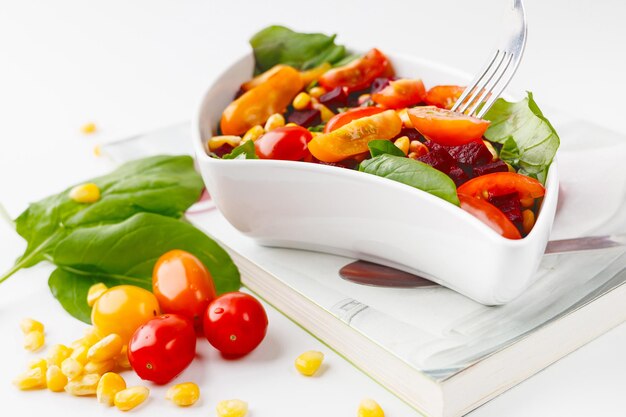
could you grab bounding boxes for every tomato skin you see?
[371,79,426,109]
[153,250,217,333]
[458,194,522,239]
[203,292,268,357]
[128,314,197,384]
[319,48,393,92]
[254,126,313,160]
[424,85,466,110]
[91,285,160,344]
[407,106,490,146]
[457,172,546,200]
[324,107,385,133]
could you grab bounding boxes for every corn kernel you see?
[264,113,286,131]
[87,283,108,307]
[116,346,131,370]
[357,399,385,417]
[61,357,84,380]
[317,104,335,123]
[292,92,311,110]
[28,358,48,374]
[394,136,410,156]
[84,358,116,375]
[20,318,44,334]
[24,330,45,352]
[520,197,535,208]
[397,109,413,128]
[208,135,242,151]
[522,209,535,235]
[47,344,73,367]
[81,122,97,134]
[13,367,46,390]
[506,162,516,173]
[69,183,101,203]
[409,141,429,158]
[88,333,123,362]
[482,140,498,161]
[65,373,100,396]
[114,386,150,411]
[46,365,68,392]
[70,344,89,365]
[285,122,298,127]
[216,399,248,417]
[165,382,200,407]
[97,372,126,406]
[83,326,101,346]
[295,350,324,376]
[242,125,265,143]
[308,86,326,99]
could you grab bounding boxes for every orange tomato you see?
[458,194,522,239]
[424,85,466,110]
[457,172,546,200]
[319,48,393,92]
[407,106,490,146]
[371,79,426,109]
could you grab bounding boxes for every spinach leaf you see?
[360,154,460,206]
[307,124,326,133]
[483,92,559,181]
[222,140,258,159]
[250,25,346,74]
[48,212,240,323]
[368,140,405,158]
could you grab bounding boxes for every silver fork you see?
[451,0,527,118]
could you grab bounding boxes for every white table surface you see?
[1,0,625,416]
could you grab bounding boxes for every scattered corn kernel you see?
[292,92,311,110]
[522,209,535,235]
[285,122,298,127]
[317,103,335,123]
[357,398,385,417]
[88,333,123,362]
[506,162,516,173]
[46,365,68,392]
[28,358,48,373]
[70,344,89,365]
[69,183,100,203]
[116,346,131,370]
[93,144,102,157]
[97,372,127,406]
[81,122,97,134]
[208,135,242,151]
[308,86,327,99]
[61,357,84,380]
[114,386,150,411]
[24,330,45,352]
[83,326,101,346]
[87,283,108,307]
[242,125,265,143]
[216,399,248,417]
[47,344,73,367]
[394,136,410,156]
[294,350,324,376]
[520,197,535,208]
[482,140,498,161]
[264,113,286,131]
[13,367,46,390]
[84,358,116,375]
[397,108,413,128]
[409,141,429,158]
[65,373,100,396]
[165,382,200,407]
[20,318,44,334]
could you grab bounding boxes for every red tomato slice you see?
[424,85,466,110]
[371,79,426,109]
[319,48,393,92]
[254,126,313,161]
[407,106,490,146]
[458,194,522,239]
[324,107,385,133]
[457,172,545,200]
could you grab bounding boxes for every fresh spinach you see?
[307,124,326,133]
[222,140,258,159]
[368,140,405,158]
[360,154,460,206]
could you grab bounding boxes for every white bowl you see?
[192,51,559,305]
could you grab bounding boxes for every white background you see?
[1,0,625,416]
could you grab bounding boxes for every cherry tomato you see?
[153,250,217,333]
[319,48,394,92]
[91,285,160,344]
[254,126,313,160]
[203,292,268,357]
[457,172,545,200]
[324,107,385,133]
[424,85,466,110]
[407,106,490,146]
[371,79,426,109]
[128,314,196,384]
[458,194,522,239]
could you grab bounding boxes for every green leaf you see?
[250,25,346,74]
[483,92,560,181]
[368,140,405,158]
[307,124,326,133]
[48,212,241,323]
[222,140,258,159]
[359,154,460,206]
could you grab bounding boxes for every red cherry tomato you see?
[254,126,313,161]
[319,48,394,92]
[323,107,385,133]
[371,79,426,109]
[203,292,268,357]
[424,85,466,110]
[128,314,196,384]
[407,106,490,146]
[458,194,522,239]
[457,172,546,200]
[152,250,217,333]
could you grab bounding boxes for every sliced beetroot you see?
[317,158,361,170]
[488,192,523,225]
[288,108,321,127]
[370,77,391,94]
[319,87,349,111]
[212,143,235,158]
[233,87,246,100]
[472,160,508,177]
[448,166,469,186]
[417,147,457,174]
[447,141,493,166]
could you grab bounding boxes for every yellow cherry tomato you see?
[91,285,160,344]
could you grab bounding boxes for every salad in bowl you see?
[192,26,560,305]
